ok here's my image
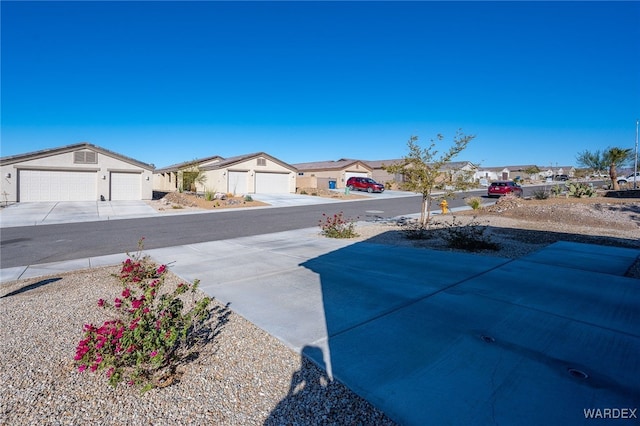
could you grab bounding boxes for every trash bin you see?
[328,180,336,189]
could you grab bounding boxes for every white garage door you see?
[255,172,290,193]
[228,171,248,195]
[19,170,97,202]
[111,172,141,200]
[344,172,368,182]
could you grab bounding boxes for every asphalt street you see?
[0,187,537,269]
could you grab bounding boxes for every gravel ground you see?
[0,266,395,425]
[2,195,638,425]
[353,195,640,278]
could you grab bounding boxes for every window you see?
[257,158,266,166]
[74,150,97,164]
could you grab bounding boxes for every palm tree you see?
[604,147,633,190]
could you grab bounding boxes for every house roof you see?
[0,142,155,170]
[200,152,297,172]
[292,159,372,172]
[155,155,224,173]
[478,164,575,172]
[363,159,405,169]
[364,159,476,171]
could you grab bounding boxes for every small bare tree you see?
[383,130,475,226]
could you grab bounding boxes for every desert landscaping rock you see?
[0,266,395,425]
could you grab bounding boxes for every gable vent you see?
[74,150,98,164]
[257,158,267,166]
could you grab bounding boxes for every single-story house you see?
[365,159,477,188]
[474,165,551,182]
[363,159,405,187]
[154,152,297,195]
[440,161,478,183]
[153,155,224,192]
[0,143,154,203]
[292,159,373,190]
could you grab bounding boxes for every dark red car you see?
[346,177,385,193]
[487,181,523,197]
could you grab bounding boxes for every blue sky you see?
[2,1,639,169]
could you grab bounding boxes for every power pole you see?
[635,119,638,190]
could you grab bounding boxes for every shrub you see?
[465,197,482,210]
[74,240,215,392]
[244,195,253,202]
[204,190,215,201]
[439,216,500,251]
[565,182,596,198]
[401,220,435,240]
[318,212,359,238]
[532,188,550,200]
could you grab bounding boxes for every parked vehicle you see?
[346,177,385,193]
[487,181,523,198]
[554,174,569,181]
[617,172,640,185]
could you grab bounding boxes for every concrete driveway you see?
[0,201,160,228]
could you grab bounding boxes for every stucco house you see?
[154,152,297,195]
[292,159,373,190]
[474,165,576,182]
[365,159,477,188]
[0,143,154,203]
[363,159,405,187]
[153,155,224,192]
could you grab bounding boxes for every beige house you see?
[473,165,575,182]
[153,155,224,192]
[0,143,154,203]
[154,152,297,195]
[293,159,373,190]
[365,159,477,188]
[364,159,405,187]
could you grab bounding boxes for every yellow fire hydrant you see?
[440,199,449,214]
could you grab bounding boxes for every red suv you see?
[346,177,385,193]
[487,181,523,197]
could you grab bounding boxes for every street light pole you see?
[635,119,639,190]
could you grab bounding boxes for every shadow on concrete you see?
[269,229,640,425]
[0,277,62,298]
[264,345,395,425]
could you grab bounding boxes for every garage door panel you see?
[111,172,141,200]
[228,171,248,195]
[19,170,97,202]
[255,172,289,193]
[344,172,368,182]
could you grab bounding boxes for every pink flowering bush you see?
[74,239,212,392]
[318,211,359,238]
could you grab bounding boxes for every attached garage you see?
[255,172,290,193]
[19,170,97,202]
[344,172,368,182]
[110,172,141,200]
[0,143,155,204]
[228,171,248,195]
